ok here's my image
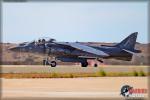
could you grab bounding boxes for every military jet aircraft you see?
[9,32,141,67]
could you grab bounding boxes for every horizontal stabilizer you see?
[123,49,141,55]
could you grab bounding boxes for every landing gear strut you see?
[43,59,49,65]
[97,59,103,63]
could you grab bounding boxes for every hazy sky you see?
[2,2,148,43]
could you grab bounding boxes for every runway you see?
[1,77,148,100]
[1,65,149,73]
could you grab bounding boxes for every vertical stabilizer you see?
[116,32,138,50]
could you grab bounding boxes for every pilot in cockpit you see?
[35,38,56,45]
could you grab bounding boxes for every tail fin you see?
[116,32,138,50]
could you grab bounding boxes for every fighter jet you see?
[9,32,141,67]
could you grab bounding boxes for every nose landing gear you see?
[43,57,57,67]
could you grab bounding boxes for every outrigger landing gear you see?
[94,63,98,67]
[93,58,103,67]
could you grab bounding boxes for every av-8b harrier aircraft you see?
[9,32,141,67]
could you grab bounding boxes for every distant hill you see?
[0,42,149,65]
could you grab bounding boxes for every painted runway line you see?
[2,90,120,98]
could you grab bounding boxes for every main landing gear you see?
[92,59,104,67]
[81,61,88,67]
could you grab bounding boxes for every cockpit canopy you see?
[18,37,56,46]
[19,42,28,46]
[37,37,56,43]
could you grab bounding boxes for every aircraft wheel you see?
[81,62,88,67]
[94,63,98,67]
[50,61,57,67]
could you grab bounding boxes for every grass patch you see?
[0,70,148,79]
[107,72,133,77]
[96,69,106,77]
[138,70,146,76]
[132,70,138,76]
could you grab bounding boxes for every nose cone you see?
[9,46,21,52]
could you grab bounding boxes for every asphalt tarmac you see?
[1,77,149,100]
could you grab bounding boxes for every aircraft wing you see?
[56,42,109,57]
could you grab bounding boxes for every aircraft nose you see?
[9,46,21,52]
